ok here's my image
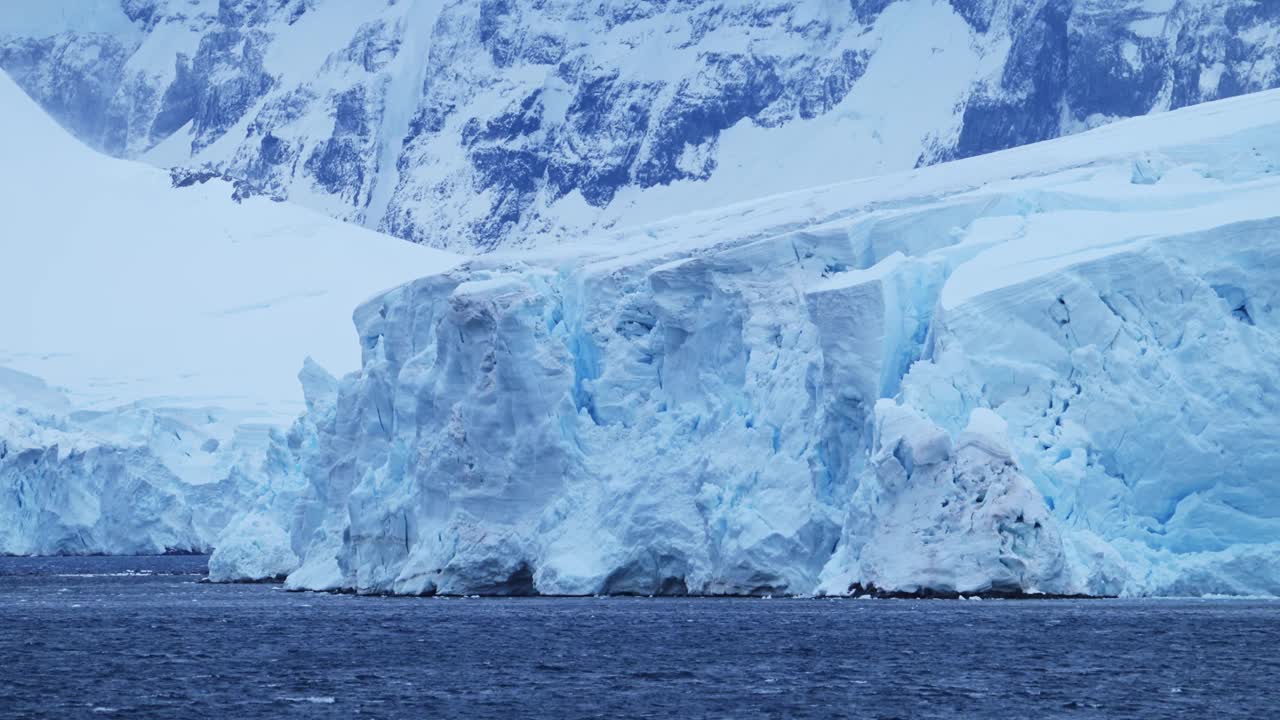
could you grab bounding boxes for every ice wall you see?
[0,369,216,555]
[819,404,1071,596]
[0,420,203,556]
[0,367,305,563]
[288,233,865,595]
[902,218,1280,596]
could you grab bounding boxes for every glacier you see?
[4,0,1280,251]
[239,87,1280,597]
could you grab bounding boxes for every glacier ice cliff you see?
[900,215,1280,596]
[206,359,335,582]
[0,363,320,579]
[251,89,1280,597]
[0,368,202,556]
[0,368,293,557]
[5,0,1280,251]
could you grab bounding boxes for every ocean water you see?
[0,556,1275,719]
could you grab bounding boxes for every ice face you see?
[6,31,1280,595]
[287,247,853,596]
[818,403,1071,596]
[0,368,212,556]
[275,88,1280,597]
[902,219,1280,596]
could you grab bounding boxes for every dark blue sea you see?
[0,556,1276,719]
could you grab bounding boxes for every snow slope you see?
[268,86,1280,597]
[4,0,1280,251]
[0,70,459,425]
[0,70,461,556]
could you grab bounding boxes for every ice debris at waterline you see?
[205,89,1280,597]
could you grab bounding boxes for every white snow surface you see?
[0,70,461,562]
[271,87,1280,597]
[0,70,460,424]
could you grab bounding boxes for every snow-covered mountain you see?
[3,0,1280,252]
[0,69,458,555]
[236,86,1280,598]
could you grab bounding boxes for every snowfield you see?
[0,70,460,424]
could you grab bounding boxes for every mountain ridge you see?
[4,0,1279,251]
